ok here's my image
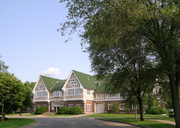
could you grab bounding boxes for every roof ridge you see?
[40,75,61,80]
[72,70,93,77]
[49,81,59,91]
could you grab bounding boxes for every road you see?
[27,117,138,128]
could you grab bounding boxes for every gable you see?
[63,71,82,89]
[73,70,96,89]
[34,77,47,92]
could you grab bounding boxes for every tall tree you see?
[60,0,180,126]
[0,72,26,122]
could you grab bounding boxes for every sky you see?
[0,0,93,83]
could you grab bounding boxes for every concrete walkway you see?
[150,119,175,125]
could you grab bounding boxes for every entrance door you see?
[96,103,104,113]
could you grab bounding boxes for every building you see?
[32,70,135,113]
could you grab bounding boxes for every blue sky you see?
[0,0,93,82]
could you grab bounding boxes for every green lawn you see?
[98,118,174,128]
[151,118,175,122]
[0,118,35,128]
[4,114,19,116]
[83,113,169,118]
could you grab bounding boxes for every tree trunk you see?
[135,103,137,119]
[138,97,145,121]
[169,73,180,128]
[1,104,4,122]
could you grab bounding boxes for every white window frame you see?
[75,88,80,95]
[68,104,73,109]
[87,89,91,95]
[41,91,46,97]
[54,91,60,97]
[68,89,73,95]
[119,104,125,110]
[87,104,91,111]
[36,92,41,97]
[108,94,114,98]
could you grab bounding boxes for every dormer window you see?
[39,85,43,89]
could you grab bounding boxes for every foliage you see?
[34,107,48,114]
[124,108,130,114]
[146,106,169,115]
[0,72,26,122]
[60,0,180,126]
[21,81,35,110]
[109,102,119,113]
[70,106,83,115]
[57,107,70,114]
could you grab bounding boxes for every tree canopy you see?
[60,0,180,126]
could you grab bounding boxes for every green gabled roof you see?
[51,81,66,91]
[40,75,62,90]
[94,82,108,93]
[73,70,96,89]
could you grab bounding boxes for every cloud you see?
[30,66,39,69]
[38,68,60,77]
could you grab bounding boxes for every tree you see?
[20,81,35,110]
[0,72,26,122]
[60,0,180,126]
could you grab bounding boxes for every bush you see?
[34,107,48,114]
[57,107,70,114]
[110,102,119,113]
[146,106,169,115]
[124,108,130,114]
[70,106,83,115]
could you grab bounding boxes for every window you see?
[97,94,101,98]
[43,104,47,107]
[71,79,77,85]
[87,104,91,111]
[36,92,40,97]
[87,89,91,95]
[27,107,30,110]
[108,104,112,110]
[37,105,41,108]
[108,94,113,97]
[54,91,60,97]
[75,89,80,95]
[68,89,73,95]
[76,104,81,107]
[68,104,73,109]
[41,91,46,97]
[120,104,125,110]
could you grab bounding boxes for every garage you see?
[96,103,104,113]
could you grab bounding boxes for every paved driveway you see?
[27,117,138,128]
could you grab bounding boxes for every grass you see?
[0,118,35,128]
[98,118,175,128]
[151,118,175,122]
[4,114,19,116]
[83,113,169,118]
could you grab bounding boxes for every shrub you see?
[57,107,70,114]
[124,108,130,114]
[70,106,83,114]
[34,107,48,114]
[110,102,119,113]
[146,106,169,115]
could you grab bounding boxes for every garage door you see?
[96,103,104,113]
